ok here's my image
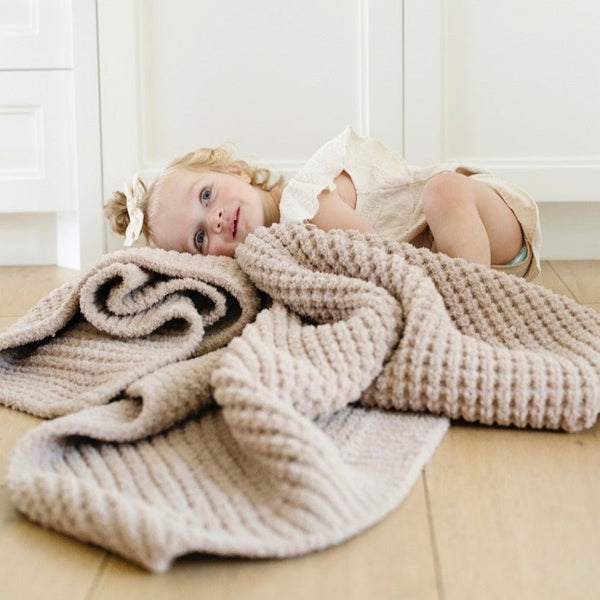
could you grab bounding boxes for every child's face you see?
[149,168,269,257]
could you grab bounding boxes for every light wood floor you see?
[1,261,599,600]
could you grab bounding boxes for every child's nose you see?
[209,208,223,232]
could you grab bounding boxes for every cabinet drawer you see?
[0,0,72,69]
[0,71,75,212]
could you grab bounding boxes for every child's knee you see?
[422,171,474,222]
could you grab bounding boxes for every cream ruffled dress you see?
[279,126,542,280]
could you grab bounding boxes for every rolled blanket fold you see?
[0,247,259,418]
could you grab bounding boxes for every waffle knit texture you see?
[2,224,599,573]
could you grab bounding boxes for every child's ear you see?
[228,167,251,183]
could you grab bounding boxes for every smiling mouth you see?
[232,207,239,239]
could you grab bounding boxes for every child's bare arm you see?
[310,186,375,234]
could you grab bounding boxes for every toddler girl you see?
[106,126,542,280]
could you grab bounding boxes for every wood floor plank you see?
[0,518,106,600]
[425,421,600,600]
[535,261,576,299]
[90,478,439,600]
[0,266,79,316]
[548,260,600,304]
[0,408,40,527]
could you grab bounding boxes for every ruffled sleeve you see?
[279,126,353,224]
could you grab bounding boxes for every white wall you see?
[1,1,598,265]
[97,0,600,258]
[98,0,404,252]
[404,0,600,259]
[405,0,599,199]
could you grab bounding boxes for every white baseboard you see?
[56,211,81,270]
[0,214,57,265]
[538,202,600,260]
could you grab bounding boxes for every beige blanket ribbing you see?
[1,224,599,572]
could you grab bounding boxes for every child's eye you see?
[200,187,211,205]
[194,229,206,253]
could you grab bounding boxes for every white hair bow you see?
[123,173,145,247]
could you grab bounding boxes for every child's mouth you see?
[232,207,239,239]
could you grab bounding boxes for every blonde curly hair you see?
[105,145,285,245]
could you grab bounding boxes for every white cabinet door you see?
[404,0,600,203]
[98,0,404,251]
[0,0,72,69]
[0,71,75,212]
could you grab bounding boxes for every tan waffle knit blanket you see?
[2,224,599,572]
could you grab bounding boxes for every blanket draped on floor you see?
[1,224,599,572]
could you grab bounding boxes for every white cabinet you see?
[0,0,103,268]
[0,0,75,214]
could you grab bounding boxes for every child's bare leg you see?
[422,171,523,267]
